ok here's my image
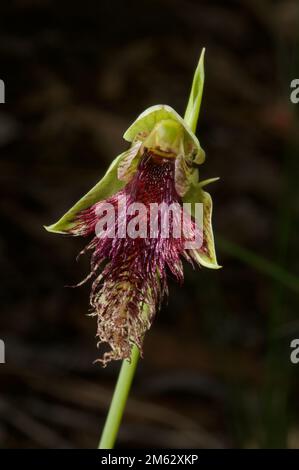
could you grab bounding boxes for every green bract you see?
[45,48,220,269]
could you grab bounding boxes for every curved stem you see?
[98,345,140,449]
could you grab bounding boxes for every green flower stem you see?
[98,344,140,449]
[98,50,206,450]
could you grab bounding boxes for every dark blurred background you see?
[1,0,299,449]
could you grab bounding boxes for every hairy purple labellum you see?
[70,151,206,365]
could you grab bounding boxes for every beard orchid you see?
[45,52,220,366]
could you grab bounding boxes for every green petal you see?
[123,104,205,164]
[117,140,142,182]
[44,150,129,234]
[183,177,221,269]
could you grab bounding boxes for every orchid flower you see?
[45,49,220,366]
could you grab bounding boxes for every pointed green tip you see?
[184,48,206,133]
[43,224,66,234]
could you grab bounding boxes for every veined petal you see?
[183,178,221,269]
[71,151,190,364]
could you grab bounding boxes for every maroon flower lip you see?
[69,150,206,365]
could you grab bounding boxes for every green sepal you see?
[183,177,221,269]
[124,104,205,165]
[44,150,129,234]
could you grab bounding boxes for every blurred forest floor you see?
[0,0,299,448]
